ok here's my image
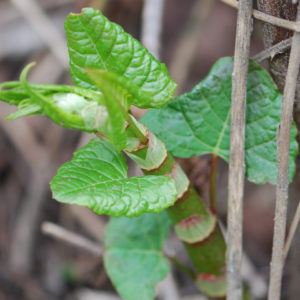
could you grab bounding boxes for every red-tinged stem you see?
[126,132,227,298]
[164,254,196,279]
[210,155,218,214]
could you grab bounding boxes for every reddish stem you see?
[210,155,218,214]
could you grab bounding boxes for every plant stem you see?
[164,254,196,279]
[126,116,148,144]
[127,131,227,297]
[210,155,218,215]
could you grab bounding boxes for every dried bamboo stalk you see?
[253,38,292,63]
[221,0,300,32]
[268,3,300,300]
[41,222,103,256]
[284,200,300,259]
[227,0,252,298]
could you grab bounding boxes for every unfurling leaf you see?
[0,64,111,133]
[104,211,171,300]
[86,69,150,151]
[50,138,177,217]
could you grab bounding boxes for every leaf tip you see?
[20,62,36,83]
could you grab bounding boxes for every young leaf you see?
[142,57,298,184]
[0,81,30,105]
[87,69,128,151]
[104,211,171,300]
[0,80,105,107]
[87,69,149,150]
[0,65,114,133]
[50,138,177,217]
[5,99,42,120]
[65,8,177,108]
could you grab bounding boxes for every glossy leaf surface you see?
[51,138,177,217]
[104,212,171,300]
[142,57,298,184]
[65,8,177,108]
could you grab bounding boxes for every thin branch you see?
[209,155,218,214]
[41,222,103,256]
[141,0,165,59]
[284,200,300,259]
[253,37,293,63]
[268,2,300,300]
[227,0,253,298]
[164,254,196,279]
[221,0,300,32]
[219,221,268,299]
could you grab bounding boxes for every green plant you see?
[0,8,298,299]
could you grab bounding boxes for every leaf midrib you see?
[55,175,168,196]
[78,16,108,71]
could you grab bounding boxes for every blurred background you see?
[0,0,285,299]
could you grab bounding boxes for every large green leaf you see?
[50,137,177,217]
[104,212,171,300]
[142,57,298,184]
[65,8,177,108]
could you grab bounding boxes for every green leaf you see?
[87,69,149,151]
[142,57,298,184]
[50,137,177,217]
[0,81,29,105]
[86,69,130,151]
[1,65,113,133]
[65,8,177,108]
[5,99,42,120]
[86,68,158,109]
[104,211,171,300]
[0,80,105,107]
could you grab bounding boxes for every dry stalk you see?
[284,200,300,259]
[227,0,252,299]
[221,0,300,32]
[253,37,292,62]
[268,2,300,300]
[41,222,103,256]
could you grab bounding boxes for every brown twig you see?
[252,37,293,63]
[268,2,300,300]
[221,0,300,32]
[41,222,103,256]
[284,199,300,259]
[227,0,253,298]
[219,221,268,299]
